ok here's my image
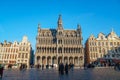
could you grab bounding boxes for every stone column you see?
[73,57,74,64]
[51,57,52,65]
[68,57,69,64]
[46,56,47,65]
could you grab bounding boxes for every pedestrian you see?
[65,63,69,75]
[19,65,23,71]
[58,63,61,74]
[42,64,44,70]
[60,63,64,75]
[0,66,4,78]
[59,62,65,80]
[59,62,64,75]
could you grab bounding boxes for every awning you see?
[99,59,106,63]
[113,59,120,63]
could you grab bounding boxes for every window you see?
[117,42,119,46]
[58,40,62,44]
[59,32,62,35]
[114,42,116,45]
[112,54,115,57]
[58,47,62,53]
[99,48,101,53]
[106,42,108,46]
[22,54,24,58]
[25,53,28,58]
[110,42,113,46]
[101,36,103,39]
[18,53,20,58]
[53,38,56,44]
[26,48,28,51]
[92,42,94,45]
[23,48,25,51]
[102,42,104,46]
[98,42,100,46]
[89,42,91,46]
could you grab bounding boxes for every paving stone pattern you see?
[1,68,120,80]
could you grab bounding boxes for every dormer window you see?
[59,31,62,35]
[101,36,103,40]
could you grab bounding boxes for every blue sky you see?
[0,0,120,50]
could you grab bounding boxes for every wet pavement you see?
[1,68,120,80]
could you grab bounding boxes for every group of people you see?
[19,64,27,70]
[36,64,44,70]
[114,63,120,70]
[58,63,74,75]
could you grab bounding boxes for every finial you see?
[77,24,81,30]
[58,14,62,22]
[112,28,114,32]
[59,14,62,18]
[77,24,80,28]
[57,14,63,30]
[38,23,40,28]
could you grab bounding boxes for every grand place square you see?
[0,15,120,80]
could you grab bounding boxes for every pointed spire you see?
[111,28,114,33]
[77,24,81,30]
[111,28,115,35]
[77,24,81,33]
[38,23,40,28]
[57,14,63,30]
[58,14,62,24]
[38,23,41,32]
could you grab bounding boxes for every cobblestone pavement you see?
[1,68,120,80]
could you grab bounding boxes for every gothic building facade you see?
[0,36,32,68]
[85,30,120,66]
[35,15,84,67]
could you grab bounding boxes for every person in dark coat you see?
[65,63,69,75]
[58,63,61,74]
[59,63,64,75]
[0,67,4,78]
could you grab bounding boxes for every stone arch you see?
[37,56,40,64]
[42,56,46,65]
[58,47,62,53]
[79,56,83,66]
[58,56,62,64]
[52,56,57,64]
[64,56,68,64]
[74,57,78,65]
[79,56,83,61]
[69,56,73,64]
[47,56,51,65]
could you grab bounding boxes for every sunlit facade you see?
[0,36,32,68]
[85,30,120,66]
[35,15,84,67]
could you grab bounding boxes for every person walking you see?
[65,63,69,75]
[0,66,4,78]
[60,63,64,75]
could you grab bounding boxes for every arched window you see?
[22,53,24,58]
[25,53,28,58]
[59,31,62,35]
[58,47,62,53]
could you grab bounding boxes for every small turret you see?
[57,14,63,30]
[77,24,81,33]
[38,23,40,29]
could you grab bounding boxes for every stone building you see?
[0,41,18,68]
[0,36,32,68]
[17,36,32,68]
[85,30,120,66]
[35,15,84,68]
